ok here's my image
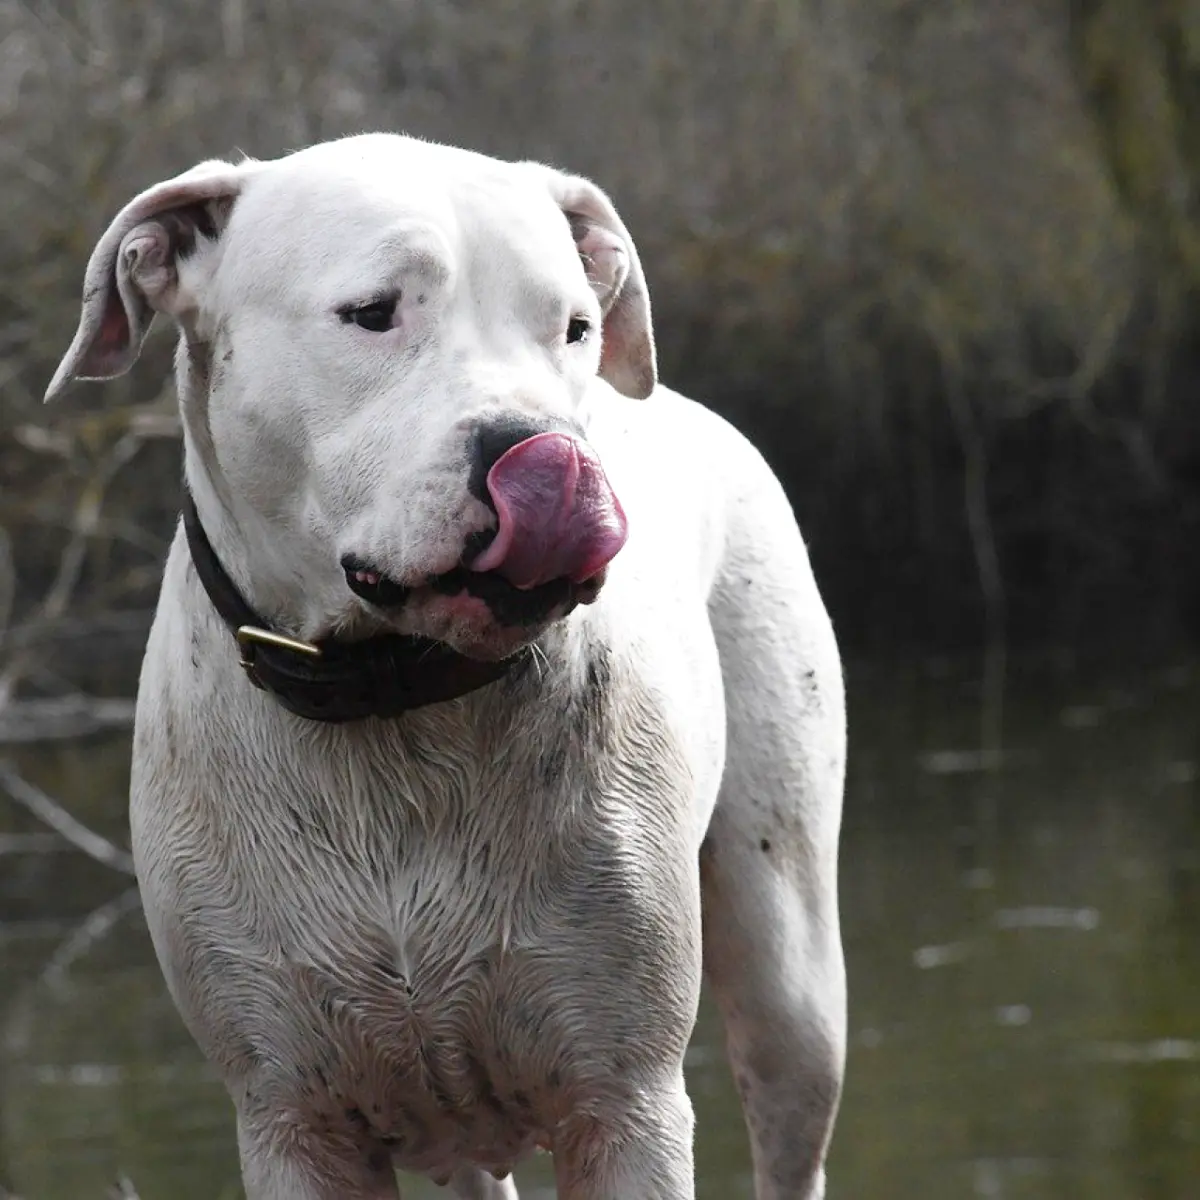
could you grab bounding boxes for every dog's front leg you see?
[551,1079,695,1200]
[236,1110,400,1200]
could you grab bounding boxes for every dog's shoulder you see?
[581,382,808,598]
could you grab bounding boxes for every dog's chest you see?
[254,858,562,1175]
[165,643,699,1175]
[238,793,583,1175]
[281,964,545,1175]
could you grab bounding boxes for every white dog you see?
[47,134,846,1200]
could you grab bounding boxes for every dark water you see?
[2,654,1198,1199]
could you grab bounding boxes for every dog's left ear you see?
[533,166,657,400]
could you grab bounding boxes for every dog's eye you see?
[565,316,591,345]
[340,296,399,332]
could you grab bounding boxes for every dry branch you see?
[39,885,142,990]
[0,428,152,706]
[0,759,134,874]
[0,694,136,744]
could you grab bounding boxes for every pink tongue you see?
[471,432,628,588]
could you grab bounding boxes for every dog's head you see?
[46,134,656,660]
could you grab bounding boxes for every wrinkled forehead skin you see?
[208,135,595,344]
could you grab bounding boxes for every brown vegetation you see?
[3,0,1199,675]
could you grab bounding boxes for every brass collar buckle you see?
[235,625,322,690]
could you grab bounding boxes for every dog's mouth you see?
[342,556,600,630]
[343,561,413,609]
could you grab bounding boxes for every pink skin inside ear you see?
[84,302,133,374]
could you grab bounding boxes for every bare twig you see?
[934,336,1007,770]
[0,523,14,641]
[0,831,63,854]
[1,888,143,1090]
[2,1176,144,1200]
[0,428,151,706]
[0,607,153,655]
[0,917,81,946]
[0,759,134,874]
[40,885,142,991]
[0,694,136,744]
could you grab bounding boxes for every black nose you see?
[468,413,583,507]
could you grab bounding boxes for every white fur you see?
[48,134,846,1199]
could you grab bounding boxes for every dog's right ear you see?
[44,158,255,402]
[527,164,657,400]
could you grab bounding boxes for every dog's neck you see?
[182,459,298,629]
[177,343,343,642]
[175,356,529,723]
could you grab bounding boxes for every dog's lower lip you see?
[430,566,576,628]
[341,558,412,608]
[340,558,585,626]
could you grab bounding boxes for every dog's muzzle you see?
[342,420,628,629]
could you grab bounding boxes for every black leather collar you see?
[181,491,523,723]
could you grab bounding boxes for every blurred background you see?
[2,1,1199,1196]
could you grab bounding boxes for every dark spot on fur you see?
[464,1052,506,1114]
[760,838,772,853]
[567,640,611,748]
[548,1068,562,1087]
[540,741,567,785]
[512,1089,532,1112]
[158,209,201,259]
[184,338,211,391]
[345,1106,370,1132]
[308,805,333,846]
[504,650,536,692]
[416,1042,456,1109]
[367,1148,391,1175]
[375,958,400,980]
[162,199,233,260]
[585,646,611,706]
